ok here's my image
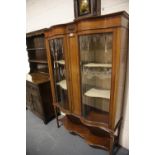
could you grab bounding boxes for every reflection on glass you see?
[78,0,90,16]
[79,33,113,125]
[49,38,69,110]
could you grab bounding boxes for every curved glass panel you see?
[79,33,113,125]
[49,38,69,110]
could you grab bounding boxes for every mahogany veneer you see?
[45,11,129,154]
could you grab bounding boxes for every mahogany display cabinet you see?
[26,29,55,124]
[45,11,128,154]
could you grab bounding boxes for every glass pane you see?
[49,38,69,110]
[79,33,113,125]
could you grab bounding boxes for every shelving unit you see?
[26,29,55,124]
[26,32,49,73]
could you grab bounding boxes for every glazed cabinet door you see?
[79,32,113,126]
[48,37,70,110]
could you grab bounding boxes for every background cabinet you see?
[45,11,128,154]
[26,29,55,124]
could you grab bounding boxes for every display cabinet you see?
[26,29,55,124]
[45,11,128,154]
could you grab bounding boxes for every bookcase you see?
[26,29,55,124]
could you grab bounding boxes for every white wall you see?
[26,0,129,32]
[26,0,129,149]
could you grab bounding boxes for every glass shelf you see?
[55,60,65,65]
[84,88,110,99]
[57,80,67,90]
[83,63,112,68]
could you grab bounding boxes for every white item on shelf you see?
[84,63,112,68]
[55,60,65,65]
[57,80,67,90]
[84,88,110,99]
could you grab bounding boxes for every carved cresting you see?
[66,24,76,33]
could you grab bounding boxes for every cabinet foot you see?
[109,134,114,155]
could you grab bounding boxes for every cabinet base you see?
[60,115,111,151]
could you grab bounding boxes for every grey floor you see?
[26,110,129,155]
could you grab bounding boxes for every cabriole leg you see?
[109,134,114,155]
[116,123,122,147]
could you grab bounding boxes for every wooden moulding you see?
[44,11,129,38]
[26,28,47,38]
[60,115,110,150]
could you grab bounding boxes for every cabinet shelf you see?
[29,60,48,64]
[27,48,45,51]
[55,60,65,65]
[26,72,49,84]
[60,116,110,150]
[57,80,67,90]
[83,63,112,68]
[84,88,110,99]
